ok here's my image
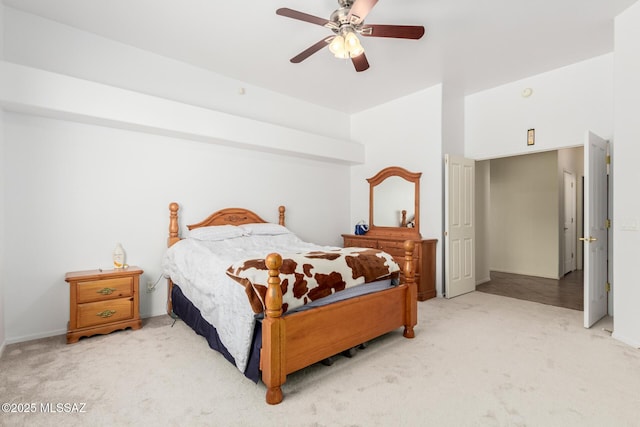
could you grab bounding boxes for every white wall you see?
[489,151,560,278]
[3,111,351,343]
[613,1,640,347]
[351,85,444,295]
[466,54,614,160]
[0,2,6,355]
[441,84,465,156]
[1,9,355,343]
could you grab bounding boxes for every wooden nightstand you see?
[65,266,143,344]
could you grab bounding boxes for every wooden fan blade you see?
[351,52,370,72]
[276,8,330,27]
[290,38,332,63]
[361,24,425,39]
[347,0,379,25]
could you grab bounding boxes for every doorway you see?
[475,147,585,311]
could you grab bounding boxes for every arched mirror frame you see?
[367,166,422,238]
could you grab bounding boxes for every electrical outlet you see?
[147,281,155,292]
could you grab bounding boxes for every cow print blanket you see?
[226,247,400,314]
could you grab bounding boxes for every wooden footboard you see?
[262,240,417,405]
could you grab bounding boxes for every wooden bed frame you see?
[166,202,417,404]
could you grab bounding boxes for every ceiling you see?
[3,0,637,113]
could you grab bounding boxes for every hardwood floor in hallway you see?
[476,270,584,311]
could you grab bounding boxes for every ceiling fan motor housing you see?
[329,5,365,34]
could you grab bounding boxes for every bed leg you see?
[262,253,286,405]
[167,279,174,316]
[403,240,417,339]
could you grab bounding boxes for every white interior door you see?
[445,154,475,298]
[583,131,609,328]
[563,171,577,275]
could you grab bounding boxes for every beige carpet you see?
[1,291,639,427]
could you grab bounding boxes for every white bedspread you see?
[162,233,336,373]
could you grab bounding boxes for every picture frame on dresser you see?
[343,166,437,301]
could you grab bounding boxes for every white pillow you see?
[239,223,291,236]
[188,225,246,241]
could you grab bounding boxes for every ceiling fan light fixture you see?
[329,29,364,59]
[345,31,364,57]
[329,34,346,57]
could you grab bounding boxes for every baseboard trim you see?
[6,328,67,345]
[612,331,640,349]
[489,269,560,280]
[5,314,159,345]
[476,277,491,285]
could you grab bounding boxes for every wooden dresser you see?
[343,234,437,301]
[65,266,143,343]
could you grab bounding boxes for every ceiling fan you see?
[276,0,425,72]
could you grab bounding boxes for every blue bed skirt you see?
[171,284,262,383]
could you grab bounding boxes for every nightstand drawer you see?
[77,277,133,303]
[77,298,134,328]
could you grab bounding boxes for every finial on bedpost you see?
[265,253,283,318]
[403,240,417,339]
[278,206,285,226]
[168,202,180,247]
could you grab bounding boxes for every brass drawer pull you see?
[97,287,117,295]
[97,309,116,318]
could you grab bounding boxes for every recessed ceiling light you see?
[521,88,533,98]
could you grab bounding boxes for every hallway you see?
[476,270,584,311]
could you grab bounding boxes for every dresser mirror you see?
[368,166,421,237]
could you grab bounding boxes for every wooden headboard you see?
[168,203,286,247]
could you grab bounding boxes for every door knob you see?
[579,236,597,243]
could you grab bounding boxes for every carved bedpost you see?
[168,202,180,247]
[403,240,417,339]
[278,206,286,226]
[167,202,180,316]
[262,253,286,405]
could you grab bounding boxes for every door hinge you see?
[606,282,611,292]
[605,219,611,229]
[606,155,611,165]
